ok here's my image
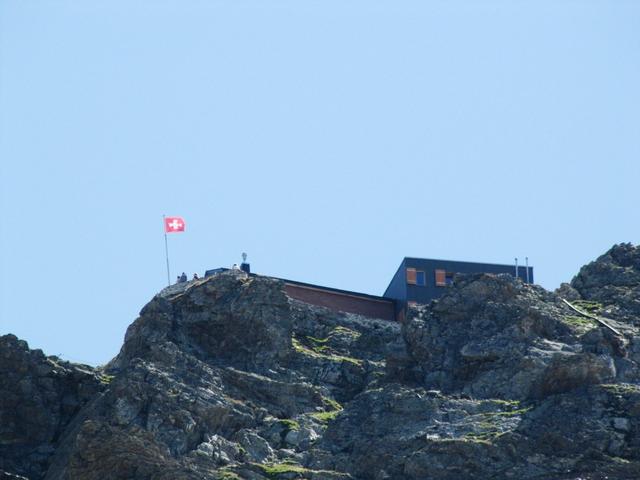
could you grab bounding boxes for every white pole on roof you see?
[515,257,518,280]
[525,257,530,283]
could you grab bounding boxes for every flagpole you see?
[163,214,171,286]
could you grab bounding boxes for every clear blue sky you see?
[1,1,638,366]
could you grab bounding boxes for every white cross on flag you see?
[164,216,185,233]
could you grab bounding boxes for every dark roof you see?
[403,256,533,268]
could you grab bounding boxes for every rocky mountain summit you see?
[2,243,640,479]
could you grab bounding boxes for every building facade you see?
[383,257,534,306]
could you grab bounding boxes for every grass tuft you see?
[216,470,241,480]
[253,462,349,479]
[277,419,300,431]
[600,383,640,395]
[330,326,361,339]
[99,374,115,385]
[253,462,310,478]
[310,410,342,423]
[309,396,343,424]
[572,300,604,314]
[562,315,597,330]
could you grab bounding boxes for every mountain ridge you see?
[2,243,640,479]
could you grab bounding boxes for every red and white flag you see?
[164,216,185,233]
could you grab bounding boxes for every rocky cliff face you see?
[0,336,104,480]
[2,244,640,480]
[571,243,640,325]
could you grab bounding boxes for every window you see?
[406,268,417,284]
[407,268,426,286]
[435,269,455,287]
[445,272,455,285]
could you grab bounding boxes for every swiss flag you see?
[164,216,185,233]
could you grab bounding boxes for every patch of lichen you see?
[253,462,348,479]
[489,399,521,407]
[311,401,342,423]
[572,300,604,315]
[310,410,342,423]
[460,401,531,444]
[433,436,495,446]
[463,430,505,443]
[216,469,242,480]
[277,418,300,431]
[308,396,343,424]
[600,383,640,395]
[98,374,115,385]
[254,462,310,477]
[303,326,361,355]
[292,337,363,366]
[329,325,361,339]
[321,396,342,411]
[486,407,532,417]
[478,399,532,417]
[305,336,330,354]
[562,315,597,331]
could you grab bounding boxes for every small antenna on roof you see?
[515,257,519,280]
[242,252,247,263]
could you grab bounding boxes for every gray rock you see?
[571,243,640,325]
[555,282,582,301]
[234,429,274,462]
[195,434,241,465]
[2,247,640,480]
[612,417,630,432]
[0,335,104,480]
[401,274,618,400]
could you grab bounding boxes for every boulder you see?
[571,243,640,324]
